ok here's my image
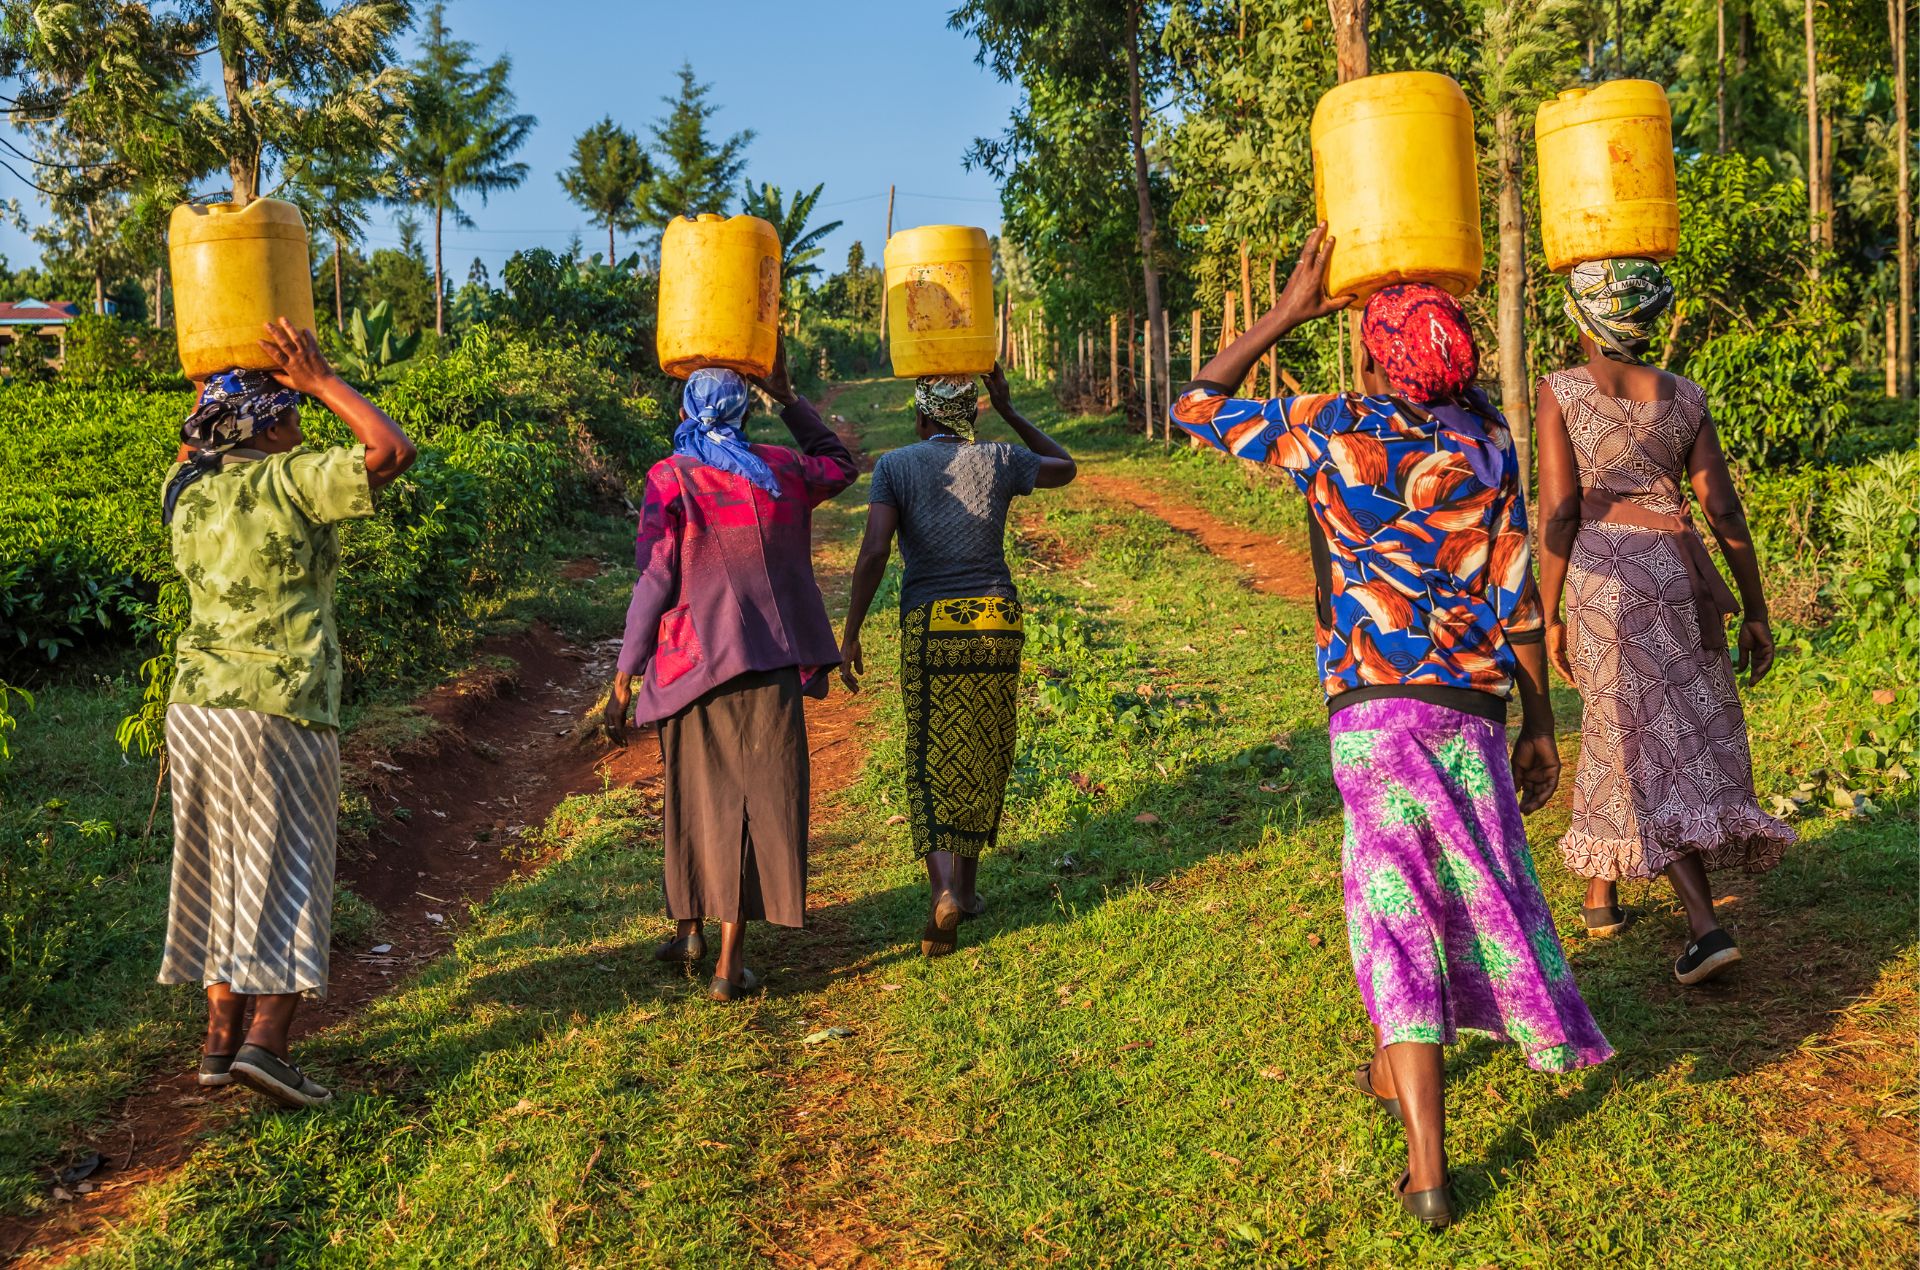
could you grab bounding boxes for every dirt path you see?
[1074,469,1318,604]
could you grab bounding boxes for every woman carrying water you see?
[1534,258,1793,984]
[1169,227,1611,1228]
[159,319,417,1108]
[602,346,857,1001]
[839,367,1076,957]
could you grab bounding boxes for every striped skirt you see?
[900,596,1025,859]
[158,702,341,999]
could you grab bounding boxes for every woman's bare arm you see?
[260,318,416,489]
[1687,411,1775,684]
[1533,381,1581,684]
[839,502,899,691]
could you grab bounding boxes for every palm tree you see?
[396,3,536,334]
[558,117,653,264]
[288,149,387,330]
[738,181,843,289]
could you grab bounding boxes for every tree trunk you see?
[1894,0,1913,396]
[1108,312,1119,411]
[1819,108,1836,247]
[1805,0,1820,251]
[1126,2,1168,431]
[434,202,446,336]
[1716,0,1728,152]
[154,264,166,328]
[216,9,257,205]
[1327,0,1370,78]
[333,235,345,331]
[1888,301,1900,397]
[1495,107,1533,510]
[1327,0,1369,381]
[608,223,616,266]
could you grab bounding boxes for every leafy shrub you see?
[60,314,184,391]
[495,249,659,376]
[1825,451,1920,637]
[0,333,54,384]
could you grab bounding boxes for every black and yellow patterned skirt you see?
[900,596,1025,859]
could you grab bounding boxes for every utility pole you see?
[877,183,895,359]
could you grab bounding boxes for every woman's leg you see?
[926,850,957,905]
[1663,854,1720,939]
[1374,1039,1447,1191]
[713,921,748,985]
[242,993,303,1058]
[1584,877,1616,911]
[205,982,247,1056]
[955,854,980,909]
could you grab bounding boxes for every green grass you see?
[26,384,1919,1266]
[0,514,639,1221]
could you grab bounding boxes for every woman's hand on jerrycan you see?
[748,337,798,407]
[983,363,1012,414]
[258,317,341,397]
[1268,223,1357,330]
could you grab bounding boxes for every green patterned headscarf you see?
[914,374,980,441]
[1564,257,1675,363]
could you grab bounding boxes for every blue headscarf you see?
[163,369,302,525]
[674,367,782,497]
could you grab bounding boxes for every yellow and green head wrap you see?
[1564,257,1676,363]
[914,374,980,441]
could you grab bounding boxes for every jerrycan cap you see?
[1556,89,1588,102]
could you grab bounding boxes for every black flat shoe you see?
[1582,904,1636,938]
[1350,1062,1403,1123]
[1396,1169,1456,1230]
[708,967,761,1002]
[1674,928,1741,985]
[921,891,963,957]
[197,1052,236,1088]
[655,928,706,965]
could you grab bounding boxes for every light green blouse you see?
[163,444,374,729]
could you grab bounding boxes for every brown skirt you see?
[657,666,809,927]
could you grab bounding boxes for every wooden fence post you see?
[1108,313,1120,411]
[1266,256,1279,399]
[1190,309,1201,382]
[1143,313,1155,440]
[1239,242,1255,396]
[877,183,895,357]
[1220,291,1235,358]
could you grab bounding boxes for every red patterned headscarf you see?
[1359,284,1479,404]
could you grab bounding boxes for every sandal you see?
[921,891,963,958]
[1582,904,1635,938]
[1396,1169,1456,1230]
[655,927,707,965]
[708,967,762,1002]
[1350,1062,1403,1123]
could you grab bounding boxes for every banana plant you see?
[336,300,422,384]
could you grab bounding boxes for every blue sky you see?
[0,0,1019,283]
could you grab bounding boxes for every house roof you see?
[0,299,80,325]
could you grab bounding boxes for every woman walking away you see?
[1536,257,1793,984]
[160,319,417,1109]
[1170,227,1611,1229]
[839,366,1075,958]
[602,346,857,1002]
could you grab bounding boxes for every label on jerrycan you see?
[903,263,974,331]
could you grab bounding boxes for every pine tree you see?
[396,2,536,334]
[558,117,653,264]
[640,62,754,229]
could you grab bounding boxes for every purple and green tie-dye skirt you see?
[1330,697,1613,1074]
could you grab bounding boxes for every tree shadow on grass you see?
[1440,808,1916,1208]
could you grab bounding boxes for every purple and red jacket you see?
[617,398,858,723]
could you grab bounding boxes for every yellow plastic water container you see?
[656,213,780,379]
[884,225,997,377]
[1535,80,1678,272]
[168,198,316,379]
[1310,72,1483,299]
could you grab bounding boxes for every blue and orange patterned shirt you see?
[1170,383,1544,721]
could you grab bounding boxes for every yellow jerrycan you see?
[1311,72,1483,299]
[169,198,316,380]
[1535,80,1678,272]
[656,213,780,379]
[884,225,997,378]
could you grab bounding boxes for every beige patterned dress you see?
[1548,368,1794,880]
